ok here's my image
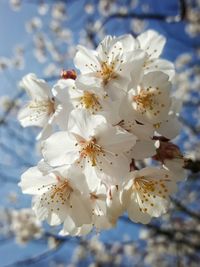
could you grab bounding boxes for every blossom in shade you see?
[120,167,177,224]
[127,71,171,125]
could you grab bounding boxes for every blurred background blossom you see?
[0,0,200,266]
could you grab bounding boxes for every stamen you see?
[97,62,118,85]
[133,87,163,116]
[50,180,73,201]
[78,137,103,166]
[80,91,102,111]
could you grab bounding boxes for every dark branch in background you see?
[179,0,187,20]
[185,159,200,173]
[2,242,64,267]
[0,90,24,126]
[172,197,200,221]
[100,0,187,29]
[180,116,200,135]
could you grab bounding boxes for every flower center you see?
[133,175,170,207]
[134,176,156,193]
[79,137,103,166]
[99,62,118,85]
[50,179,73,202]
[80,91,102,111]
[133,90,155,111]
[132,87,165,117]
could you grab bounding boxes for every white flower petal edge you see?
[137,30,166,59]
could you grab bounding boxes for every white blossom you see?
[74,35,144,100]
[127,71,171,125]
[10,209,42,244]
[19,166,92,227]
[42,109,136,187]
[121,167,177,223]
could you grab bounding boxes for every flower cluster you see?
[18,30,186,236]
[10,209,43,244]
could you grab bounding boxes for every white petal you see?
[68,109,106,139]
[36,123,53,140]
[97,35,117,62]
[126,50,146,89]
[19,166,56,195]
[107,185,125,223]
[127,198,152,224]
[97,153,130,182]
[96,123,136,153]
[157,115,182,139]
[142,71,170,91]
[60,165,91,194]
[21,73,52,100]
[74,45,100,74]
[76,74,102,89]
[82,160,101,191]
[18,104,49,128]
[60,214,77,235]
[61,219,92,236]
[42,131,78,167]
[70,194,92,226]
[144,59,175,80]
[33,193,69,226]
[137,30,166,59]
[129,140,156,160]
[164,159,187,182]
[52,79,75,101]
[116,34,139,52]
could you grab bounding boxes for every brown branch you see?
[184,159,200,173]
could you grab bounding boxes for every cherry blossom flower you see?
[120,167,177,224]
[127,71,171,125]
[18,73,71,138]
[54,78,120,124]
[42,109,136,186]
[19,166,92,227]
[18,74,57,129]
[74,35,144,99]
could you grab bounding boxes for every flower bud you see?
[60,69,77,80]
